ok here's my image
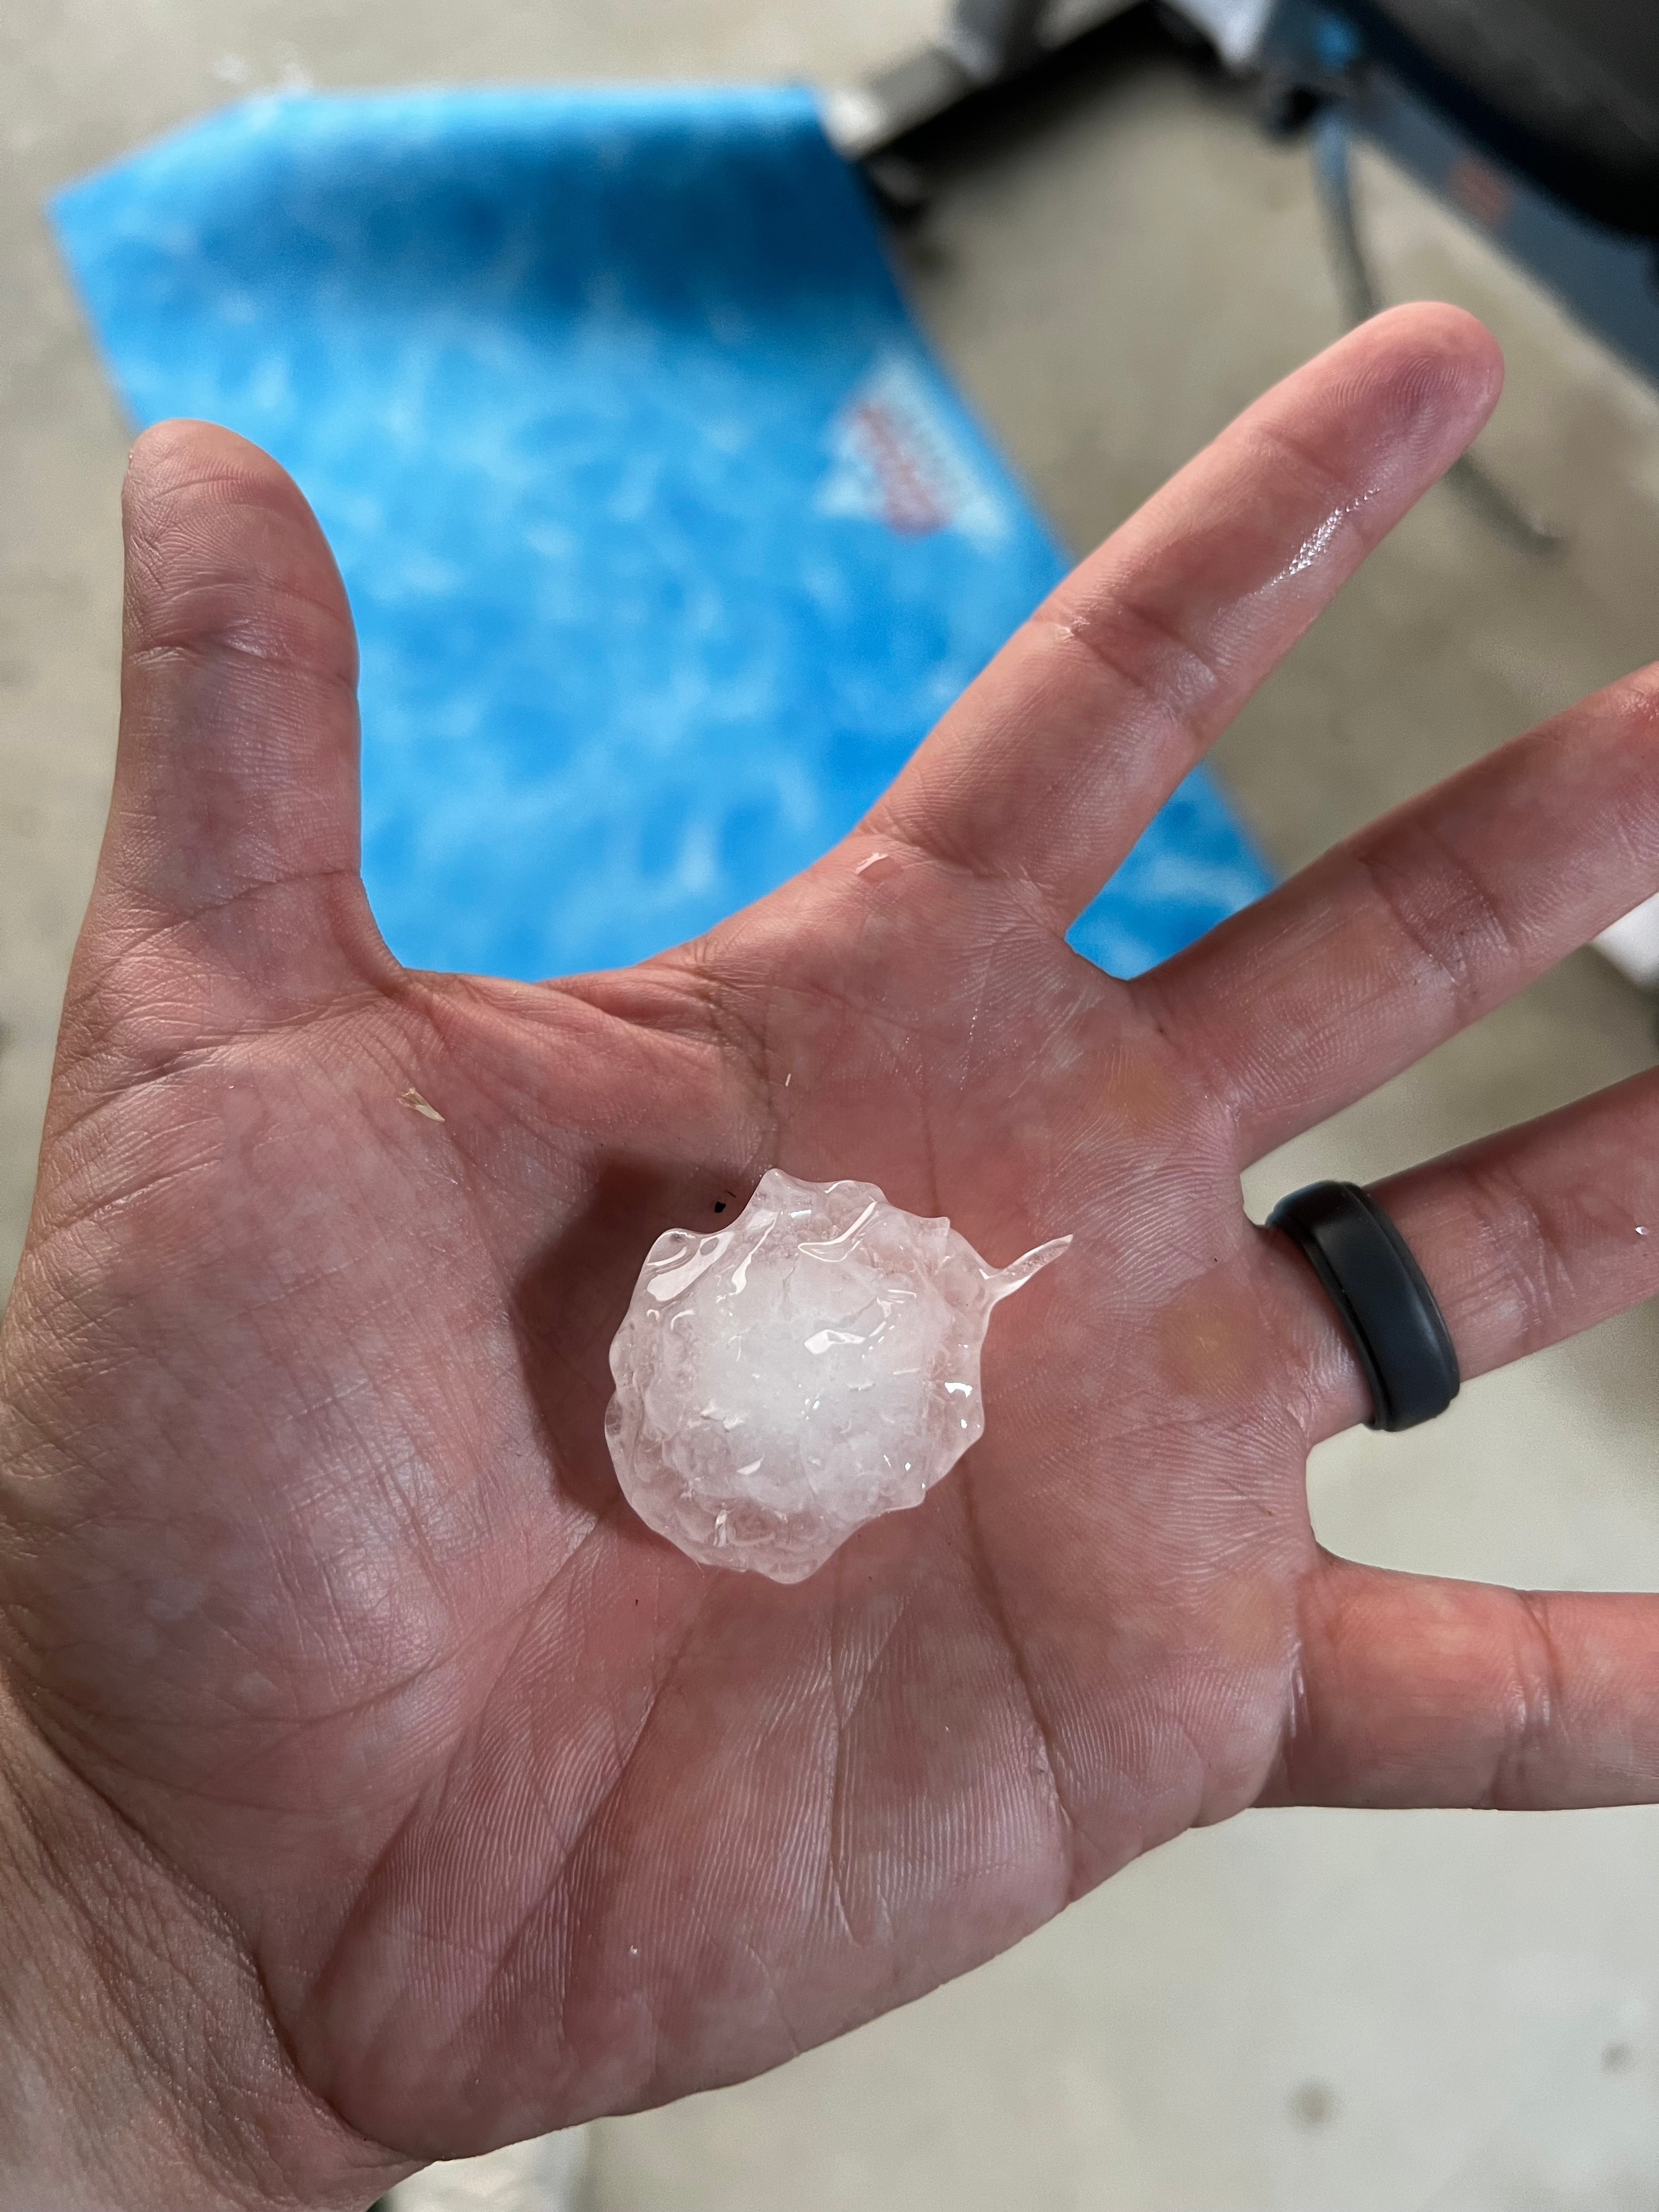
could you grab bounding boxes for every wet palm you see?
[5,307,1659,2198]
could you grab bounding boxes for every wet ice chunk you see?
[605,1169,1070,1583]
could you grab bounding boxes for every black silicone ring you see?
[1267,1180,1460,1432]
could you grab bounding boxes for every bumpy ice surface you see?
[605,1169,1069,1582]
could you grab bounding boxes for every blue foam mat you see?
[52,85,1271,980]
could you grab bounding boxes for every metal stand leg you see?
[1312,109,1562,555]
[1312,106,1382,323]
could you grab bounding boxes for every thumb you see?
[73,420,392,1051]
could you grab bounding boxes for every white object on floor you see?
[385,2130,590,2211]
[606,1169,1069,1582]
[1166,0,1275,67]
[1596,890,1659,988]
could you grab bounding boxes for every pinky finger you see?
[1263,1557,1659,1811]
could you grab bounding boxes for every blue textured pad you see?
[52,87,1271,980]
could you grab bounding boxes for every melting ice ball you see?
[605,1169,1070,1583]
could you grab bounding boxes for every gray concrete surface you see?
[385,2131,591,2211]
[5,5,1659,2208]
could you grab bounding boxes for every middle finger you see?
[1138,664,1659,1164]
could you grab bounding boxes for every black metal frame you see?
[823,0,1142,168]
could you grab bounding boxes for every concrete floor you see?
[7,4,1659,2208]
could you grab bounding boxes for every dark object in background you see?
[1336,1,1659,238]
[825,0,1148,167]
[1259,0,1659,548]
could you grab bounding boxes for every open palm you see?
[5,306,1659,2205]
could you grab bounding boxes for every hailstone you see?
[605,1169,1070,1583]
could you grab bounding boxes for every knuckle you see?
[124,454,354,690]
[1483,1590,1565,1809]
[1456,1151,1568,1359]
[1347,822,1521,1027]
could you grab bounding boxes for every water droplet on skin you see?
[854,850,903,886]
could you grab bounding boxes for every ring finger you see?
[1261,1065,1659,1442]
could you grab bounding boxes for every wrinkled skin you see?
[4,306,1659,2207]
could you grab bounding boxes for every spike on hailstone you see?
[605,1169,1070,1583]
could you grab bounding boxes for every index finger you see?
[866,304,1503,930]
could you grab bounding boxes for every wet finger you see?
[866,305,1502,930]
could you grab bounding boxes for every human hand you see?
[4,304,1658,2209]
